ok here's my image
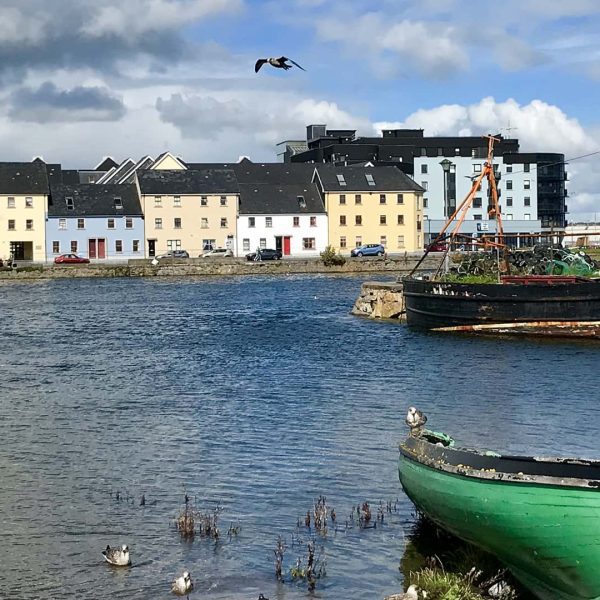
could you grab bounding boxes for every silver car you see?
[201,248,233,258]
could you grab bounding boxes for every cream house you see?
[137,169,239,257]
[0,162,49,262]
[314,166,424,253]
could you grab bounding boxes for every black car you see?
[246,248,282,261]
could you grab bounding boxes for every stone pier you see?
[351,281,405,321]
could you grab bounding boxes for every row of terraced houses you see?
[0,152,425,262]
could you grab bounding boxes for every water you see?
[0,275,598,600]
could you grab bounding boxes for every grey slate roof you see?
[48,183,142,217]
[0,162,49,194]
[315,165,424,192]
[60,170,83,185]
[95,157,119,171]
[238,183,325,215]
[137,169,238,195]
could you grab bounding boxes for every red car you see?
[54,253,90,264]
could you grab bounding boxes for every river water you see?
[0,275,598,600]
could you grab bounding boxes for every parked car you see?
[350,244,386,258]
[245,248,282,261]
[156,250,189,259]
[427,242,447,252]
[201,248,233,258]
[54,253,90,264]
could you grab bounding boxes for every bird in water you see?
[385,585,426,599]
[102,544,131,566]
[171,571,193,598]
[405,407,427,435]
[255,56,305,73]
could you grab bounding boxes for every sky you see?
[0,0,599,219]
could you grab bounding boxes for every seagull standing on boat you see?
[171,571,193,598]
[255,56,306,73]
[405,407,427,436]
[101,544,131,566]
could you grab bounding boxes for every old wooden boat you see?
[402,275,600,336]
[398,418,600,600]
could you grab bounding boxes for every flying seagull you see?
[405,407,427,435]
[255,56,306,73]
[171,571,193,598]
[102,544,131,566]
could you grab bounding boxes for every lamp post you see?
[440,159,453,273]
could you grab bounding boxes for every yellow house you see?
[0,162,49,262]
[137,168,239,257]
[314,166,424,253]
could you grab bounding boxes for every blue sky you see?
[0,0,598,218]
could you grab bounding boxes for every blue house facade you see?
[47,184,144,261]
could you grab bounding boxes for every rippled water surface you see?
[0,275,599,600]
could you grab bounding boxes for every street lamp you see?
[439,159,453,219]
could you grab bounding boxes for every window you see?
[416,196,420,210]
[420,148,426,156]
[293,216,299,227]
[201,217,208,229]
[473,214,482,220]
[421,181,428,190]
[524,213,531,220]
[155,218,162,229]
[379,194,386,204]
[133,240,140,252]
[59,219,67,230]
[339,194,346,205]
[52,241,60,253]
[355,215,362,226]
[203,239,215,250]
[7,197,15,208]
[455,148,460,155]
[397,214,404,225]
[107,218,115,229]
[220,217,228,228]
[26,219,33,230]
[340,215,346,226]
[336,174,346,186]
[201,196,208,206]
[154,196,162,207]
[220,196,227,206]
[248,217,255,228]
[340,236,347,248]
[421,164,428,174]
[69,241,77,253]
[115,240,123,253]
[243,238,250,252]
[380,235,387,247]
[125,217,133,229]
[524,196,531,206]
[303,238,316,250]
[114,197,123,209]
[8,220,15,230]
[167,240,182,250]
[259,238,266,249]
[355,194,361,205]
[77,218,85,229]
[473,197,482,208]
[423,198,428,208]
[506,214,513,220]
[506,180,513,190]
[437,148,443,156]
[174,196,181,207]
[473,164,482,173]
[174,218,182,229]
[506,165,513,173]
[310,216,317,227]
[355,236,362,247]
[297,195,306,208]
[266,217,272,228]
[524,164,530,173]
[397,235,405,248]
[417,220,422,231]
[365,173,376,186]
[506,197,513,207]
[397,194,404,204]
[380,214,387,225]
[524,180,530,190]
[25,196,33,208]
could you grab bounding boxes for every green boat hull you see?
[399,453,600,600]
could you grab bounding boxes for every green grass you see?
[440,274,499,284]
[410,568,484,600]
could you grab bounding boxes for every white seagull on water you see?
[171,571,194,598]
[101,544,131,566]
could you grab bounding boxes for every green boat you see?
[398,415,600,600]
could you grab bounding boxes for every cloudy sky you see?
[1,0,599,218]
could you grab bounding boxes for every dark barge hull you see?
[402,276,600,336]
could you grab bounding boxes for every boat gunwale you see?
[400,433,600,490]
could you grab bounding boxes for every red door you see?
[98,238,106,259]
[88,239,97,259]
[283,236,291,256]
